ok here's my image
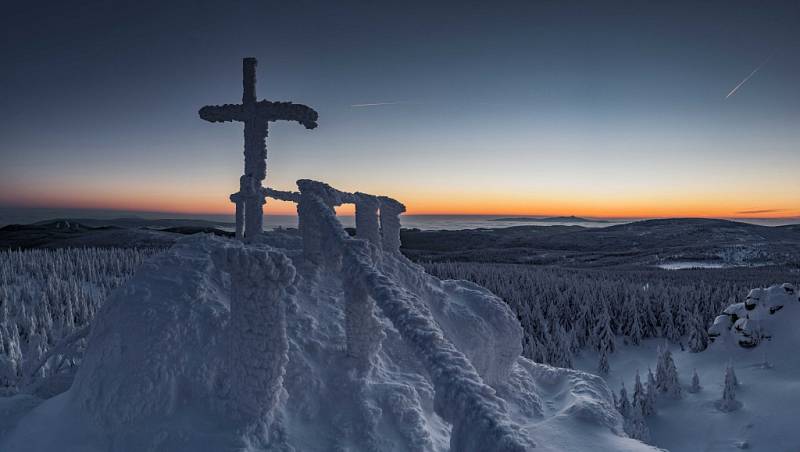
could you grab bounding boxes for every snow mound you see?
[708,283,800,349]
[2,188,658,451]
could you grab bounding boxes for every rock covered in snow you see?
[709,283,799,348]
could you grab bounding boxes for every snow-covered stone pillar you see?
[297,195,321,264]
[378,196,406,253]
[229,186,244,240]
[343,243,384,376]
[230,175,265,242]
[297,179,343,265]
[354,192,380,246]
[233,201,244,240]
[212,245,296,424]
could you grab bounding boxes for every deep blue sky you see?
[1,0,798,217]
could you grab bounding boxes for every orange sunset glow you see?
[2,184,797,220]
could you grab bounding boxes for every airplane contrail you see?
[725,54,774,99]
[350,101,411,108]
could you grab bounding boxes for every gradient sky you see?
[1,0,799,218]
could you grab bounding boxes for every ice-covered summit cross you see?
[199,57,318,241]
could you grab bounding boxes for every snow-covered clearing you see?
[575,289,800,451]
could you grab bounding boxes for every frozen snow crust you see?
[2,189,658,451]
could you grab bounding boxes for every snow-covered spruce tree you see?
[567,326,581,355]
[717,364,741,412]
[531,306,550,354]
[617,382,631,419]
[547,323,573,368]
[626,403,651,443]
[574,301,593,349]
[0,342,19,390]
[597,346,610,375]
[655,345,681,399]
[628,306,643,346]
[689,369,701,393]
[617,377,651,443]
[640,295,658,340]
[688,322,706,353]
[645,368,658,415]
[594,304,616,353]
[654,346,666,388]
[688,305,708,353]
[659,302,680,343]
[664,350,682,399]
[676,300,693,337]
[632,369,653,416]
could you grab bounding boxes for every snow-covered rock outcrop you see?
[0,180,658,452]
[708,283,799,348]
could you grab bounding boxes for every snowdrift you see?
[1,182,658,451]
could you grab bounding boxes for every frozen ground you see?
[0,233,655,451]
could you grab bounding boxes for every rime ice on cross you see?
[199,57,318,241]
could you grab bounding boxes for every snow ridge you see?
[301,186,533,451]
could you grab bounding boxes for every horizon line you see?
[1,205,799,222]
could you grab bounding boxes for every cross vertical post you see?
[241,58,266,240]
[199,57,319,242]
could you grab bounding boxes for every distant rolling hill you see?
[0,219,233,249]
[401,218,800,268]
[4,217,800,270]
[33,217,234,229]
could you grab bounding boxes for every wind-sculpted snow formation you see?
[0,180,658,452]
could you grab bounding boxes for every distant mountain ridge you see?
[0,218,234,249]
[33,217,234,229]
[492,215,610,223]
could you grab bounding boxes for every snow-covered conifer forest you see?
[423,261,796,367]
[0,248,161,394]
[5,245,785,396]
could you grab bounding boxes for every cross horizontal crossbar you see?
[199,101,318,129]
